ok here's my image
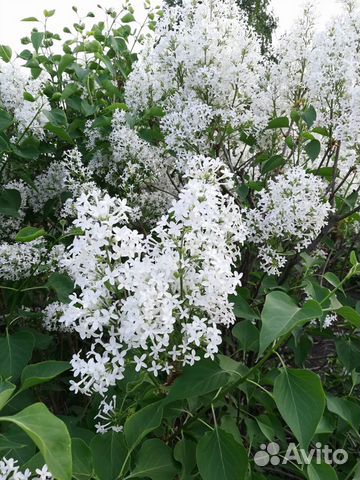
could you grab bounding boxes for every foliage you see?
[0,0,359,479]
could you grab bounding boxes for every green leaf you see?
[121,13,135,23]
[45,123,74,143]
[20,360,70,392]
[196,429,248,480]
[0,133,10,153]
[0,331,35,381]
[336,306,360,327]
[0,189,21,217]
[312,127,329,136]
[44,9,55,18]
[336,338,360,372]
[232,320,259,353]
[307,463,338,480]
[273,369,325,449]
[230,294,260,320]
[0,109,13,130]
[0,45,12,62]
[259,292,322,354]
[21,17,39,22]
[46,272,74,303]
[166,359,230,402]
[124,401,163,450]
[267,117,289,129]
[72,437,93,480]
[58,54,75,77]
[45,108,68,126]
[31,32,44,52]
[15,226,46,242]
[0,380,16,411]
[301,105,317,129]
[305,139,321,160]
[0,433,26,452]
[174,437,197,479]
[350,250,358,267]
[90,431,127,480]
[128,439,177,480]
[0,403,72,480]
[261,155,285,174]
[327,395,360,431]
[324,272,342,290]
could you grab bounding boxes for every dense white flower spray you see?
[58,156,246,395]
[0,61,49,139]
[125,0,263,159]
[246,167,332,275]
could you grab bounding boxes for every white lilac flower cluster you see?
[28,148,95,213]
[0,239,46,281]
[58,156,246,395]
[0,458,52,480]
[94,395,123,434]
[245,167,332,275]
[0,61,49,139]
[88,110,175,220]
[125,0,263,159]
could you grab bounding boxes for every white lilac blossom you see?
[0,61,49,139]
[95,395,123,434]
[323,313,337,328]
[59,156,246,395]
[0,239,46,281]
[28,148,95,213]
[0,458,53,480]
[251,4,316,148]
[125,0,263,158]
[42,302,72,333]
[88,110,175,219]
[246,167,332,275]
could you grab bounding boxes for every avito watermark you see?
[254,442,348,467]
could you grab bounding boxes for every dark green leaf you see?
[230,294,260,320]
[20,361,70,392]
[166,359,230,402]
[196,429,248,480]
[128,439,177,480]
[90,431,127,480]
[72,437,93,480]
[259,292,322,354]
[301,105,317,128]
[46,273,74,303]
[0,109,13,130]
[31,32,44,52]
[307,463,338,480]
[232,320,259,353]
[336,306,360,328]
[0,380,16,411]
[0,189,21,217]
[267,117,289,129]
[0,45,12,62]
[305,139,321,160]
[0,332,35,381]
[124,401,163,450]
[273,369,325,449]
[327,395,360,431]
[0,403,72,480]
